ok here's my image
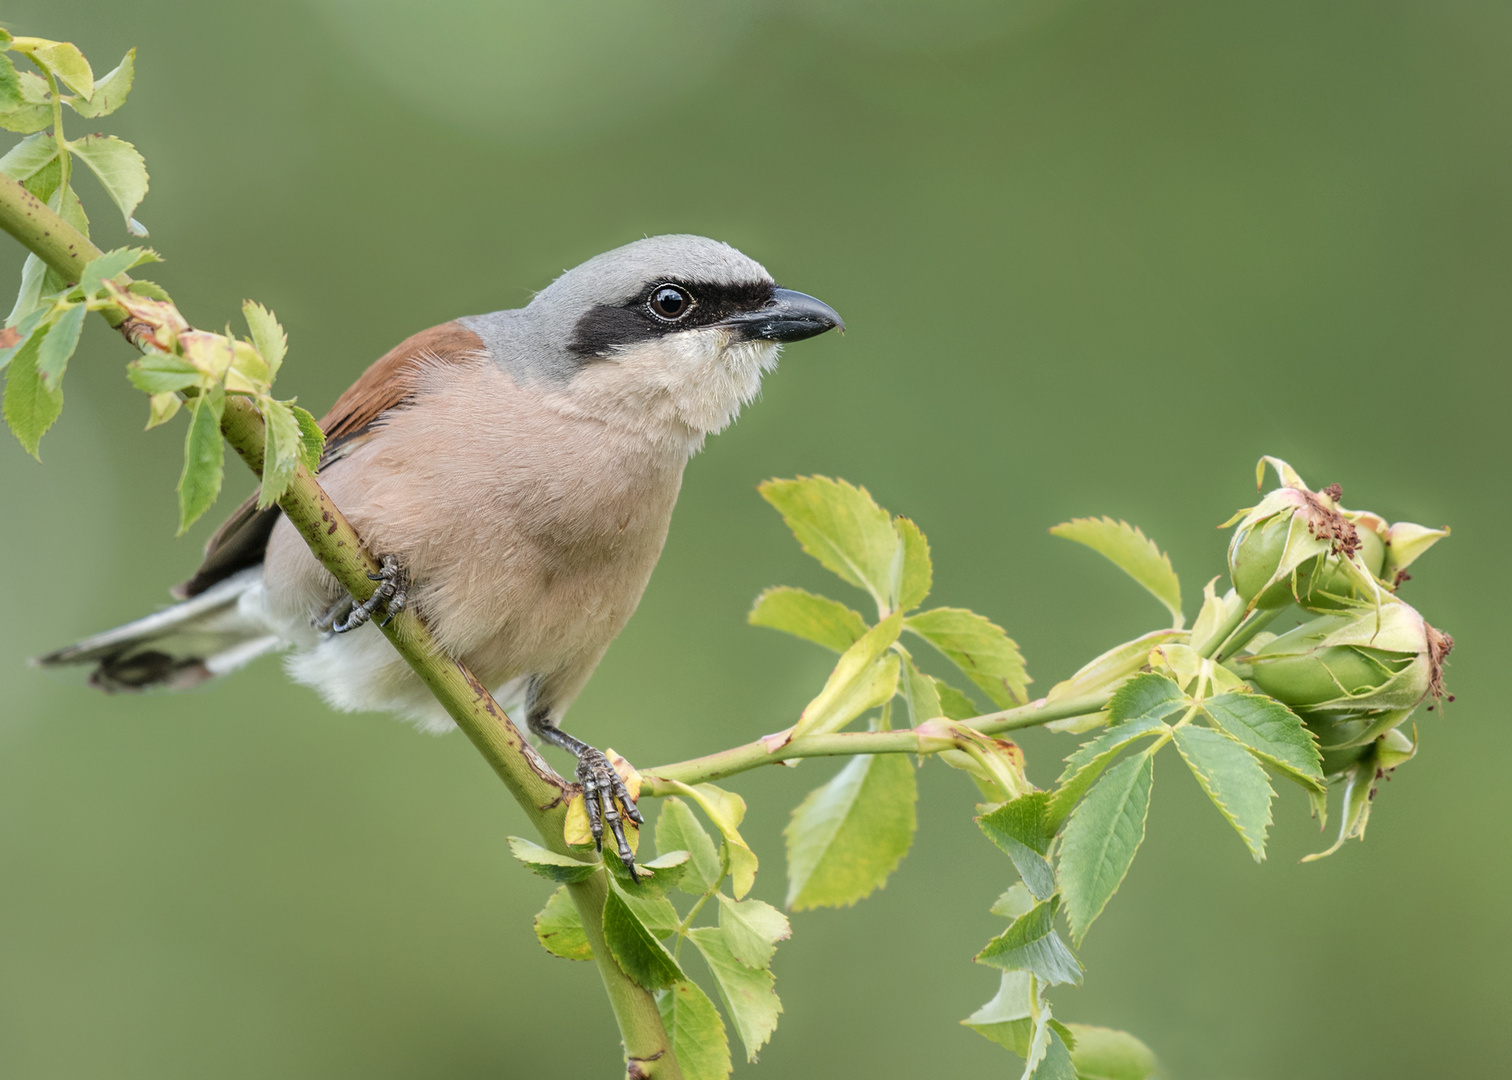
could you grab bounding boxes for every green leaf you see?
[790,612,901,739]
[69,49,133,118]
[1189,577,1243,655]
[1171,726,1274,861]
[0,72,55,134]
[658,980,732,1080]
[1050,516,1183,625]
[16,39,94,98]
[34,301,83,389]
[1201,691,1325,793]
[242,299,287,381]
[177,386,225,533]
[716,895,791,969]
[894,515,932,611]
[8,253,49,325]
[784,751,917,910]
[1058,747,1157,947]
[127,352,205,395]
[0,308,45,372]
[21,153,63,204]
[643,850,694,892]
[962,970,1036,1055]
[67,134,149,232]
[1109,672,1190,727]
[77,246,158,299]
[290,405,325,470]
[0,131,58,182]
[602,882,683,992]
[619,883,682,937]
[127,279,173,302]
[506,836,600,883]
[0,54,22,112]
[607,848,693,896]
[1029,1025,1078,1080]
[991,882,1035,919]
[748,586,868,653]
[655,797,722,897]
[905,606,1029,706]
[1046,713,1171,832]
[978,793,1057,900]
[898,650,944,725]
[688,926,782,1062]
[976,895,1084,987]
[3,324,60,458]
[533,884,592,961]
[660,781,758,899]
[934,677,981,720]
[146,392,181,429]
[1063,1024,1160,1080]
[258,399,304,508]
[759,475,900,612]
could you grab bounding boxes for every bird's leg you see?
[528,700,642,872]
[332,554,408,634]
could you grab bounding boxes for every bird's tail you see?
[32,567,282,692]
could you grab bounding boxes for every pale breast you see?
[262,356,689,693]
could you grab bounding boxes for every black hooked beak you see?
[724,288,845,343]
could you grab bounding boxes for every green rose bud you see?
[1237,599,1451,716]
[1224,457,1446,614]
[1290,520,1386,611]
[1226,462,1371,610]
[1309,709,1412,774]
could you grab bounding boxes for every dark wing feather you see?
[173,321,488,598]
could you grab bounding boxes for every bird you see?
[34,234,844,867]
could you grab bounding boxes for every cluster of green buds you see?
[1221,458,1452,854]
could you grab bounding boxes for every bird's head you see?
[516,235,843,445]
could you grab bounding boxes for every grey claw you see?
[577,747,640,872]
[379,576,408,628]
[334,554,406,634]
[312,596,353,633]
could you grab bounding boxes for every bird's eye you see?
[649,284,693,321]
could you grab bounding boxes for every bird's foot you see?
[331,554,408,633]
[311,595,352,634]
[577,746,644,872]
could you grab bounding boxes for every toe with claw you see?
[332,554,408,634]
[577,746,644,872]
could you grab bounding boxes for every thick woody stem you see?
[0,173,680,1080]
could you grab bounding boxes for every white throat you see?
[548,329,780,456]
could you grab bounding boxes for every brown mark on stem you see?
[627,1050,665,1079]
[459,664,570,795]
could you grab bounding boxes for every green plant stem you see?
[1211,606,1282,662]
[1195,601,1248,659]
[0,171,680,1080]
[641,692,1109,792]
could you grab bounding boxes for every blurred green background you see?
[2,1,1506,1076]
